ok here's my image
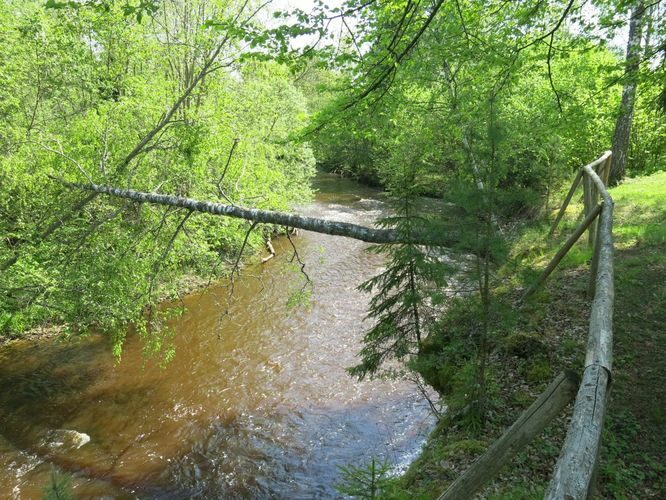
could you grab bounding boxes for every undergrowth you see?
[382,170,666,498]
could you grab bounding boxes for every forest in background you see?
[1,1,665,495]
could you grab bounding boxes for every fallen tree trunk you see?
[56,179,460,247]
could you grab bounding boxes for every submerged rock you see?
[43,429,90,450]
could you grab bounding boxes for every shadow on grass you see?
[599,245,666,497]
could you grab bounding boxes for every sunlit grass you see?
[515,169,666,275]
[610,170,666,248]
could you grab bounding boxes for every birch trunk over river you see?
[56,179,461,247]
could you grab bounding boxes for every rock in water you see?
[43,429,90,450]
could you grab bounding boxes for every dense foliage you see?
[309,1,664,189]
[0,0,663,398]
[0,0,315,352]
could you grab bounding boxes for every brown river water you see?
[0,174,436,498]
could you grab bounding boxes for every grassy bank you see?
[389,171,666,498]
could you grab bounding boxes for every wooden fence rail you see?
[438,371,579,500]
[522,204,601,301]
[546,154,614,499]
[436,152,615,499]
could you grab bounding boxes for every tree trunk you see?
[610,2,646,184]
[56,179,460,247]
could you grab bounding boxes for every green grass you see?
[598,180,666,497]
[611,171,666,248]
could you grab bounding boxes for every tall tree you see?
[610,1,646,184]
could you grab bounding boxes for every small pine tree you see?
[42,469,74,500]
[349,164,449,380]
[336,458,392,499]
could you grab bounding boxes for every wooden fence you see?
[438,151,615,499]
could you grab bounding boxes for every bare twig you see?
[230,221,258,279]
[514,0,576,53]
[411,371,444,419]
[221,221,258,319]
[147,209,194,301]
[342,16,364,62]
[547,32,563,113]
[261,237,276,263]
[216,138,240,203]
[34,141,94,184]
[285,226,311,288]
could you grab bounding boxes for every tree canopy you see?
[0,0,663,369]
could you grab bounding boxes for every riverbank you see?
[391,171,666,498]
[0,270,227,348]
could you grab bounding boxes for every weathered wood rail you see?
[438,152,615,499]
[526,151,612,301]
[546,151,614,499]
[438,372,580,500]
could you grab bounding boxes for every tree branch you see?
[285,226,311,287]
[147,209,194,300]
[547,32,563,113]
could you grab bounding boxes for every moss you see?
[487,484,546,499]
[501,331,547,358]
[524,358,551,384]
[560,337,579,356]
[511,389,533,408]
[389,414,495,497]
[443,439,487,456]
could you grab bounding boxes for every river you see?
[0,173,436,498]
